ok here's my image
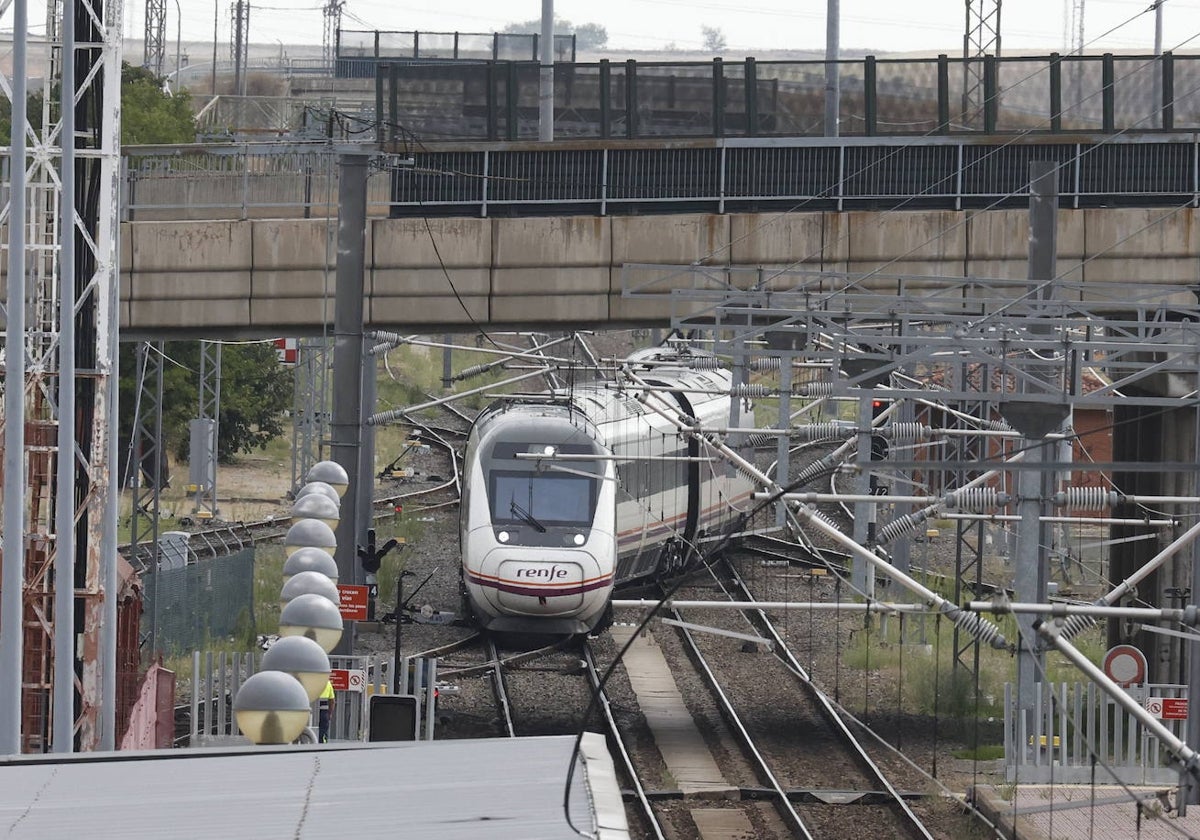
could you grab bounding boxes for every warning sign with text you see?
[337,584,369,621]
[1145,697,1188,720]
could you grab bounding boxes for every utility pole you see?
[330,153,370,656]
[231,0,249,97]
[539,0,554,141]
[1005,161,1065,743]
[824,0,839,137]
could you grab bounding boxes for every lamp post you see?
[295,481,340,507]
[260,636,331,702]
[282,547,340,583]
[233,671,312,744]
[284,518,337,557]
[308,460,349,497]
[291,494,340,531]
[280,593,344,653]
[172,0,181,87]
[280,570,340,611]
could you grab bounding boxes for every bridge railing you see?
[121,141,393,221]
[120,134,1200,221]
[373,52,1193,143]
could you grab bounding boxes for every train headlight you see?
[573,533,585,546]
[498,531,510,543]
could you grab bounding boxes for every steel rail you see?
[666,601,815,839]
[580,642,666,840]
[723,559,935,840]
[485,637,516,738]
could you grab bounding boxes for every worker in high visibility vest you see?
[318,680,335,743]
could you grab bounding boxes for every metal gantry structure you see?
[142,0,165,77]
[190,341,221,520]
[0,0,124,753]
[322,0,344,68]
[963,0,1002,127]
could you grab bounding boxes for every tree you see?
[0,62,195,145]
[573,23,608,51]
[701,25,727,53]
[118,341,292,476]
[120,63,196,145]
[501,16,608,52]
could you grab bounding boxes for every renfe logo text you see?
[515,565,570,580]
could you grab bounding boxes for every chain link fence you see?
[141,546,256,655]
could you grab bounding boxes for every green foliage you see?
[501,16,608,51]
[118,341,292,473]
[952,743,1006,761]
[0,62,195,146]
[120,63,196,144]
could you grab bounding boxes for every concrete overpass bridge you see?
[119,133,1200,339]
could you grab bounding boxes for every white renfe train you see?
[459,348,756,636]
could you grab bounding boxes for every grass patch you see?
[952,743,1005,761]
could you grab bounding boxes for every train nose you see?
[496,558,589,616]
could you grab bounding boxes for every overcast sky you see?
[107,1,1200,57]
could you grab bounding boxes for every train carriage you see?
[459,348,756,636]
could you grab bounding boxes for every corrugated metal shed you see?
[0,733,629,840]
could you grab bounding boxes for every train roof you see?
[0,735,628,840]
[473,347,735,435]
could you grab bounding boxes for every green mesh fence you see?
[142,547,256,655]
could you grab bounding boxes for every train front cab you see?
[461,414,617,635]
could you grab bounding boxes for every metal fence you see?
[375,53,1199,142]
[141,546,255,655]
[1005,681,1188,785]
[337,29,576,78]
[119,135,1200,221]
[188,651,432,745]
[121,142,393,221]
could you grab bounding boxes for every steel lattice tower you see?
[143,0,164,76]
[963,0,1002,129]
[0,0,124,753]
[1065,0,1085,53]
[322,0,343,69]
[190,341,222,520]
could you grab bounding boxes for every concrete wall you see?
[118,206,1200,337]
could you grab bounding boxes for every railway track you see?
[657,560,937,840]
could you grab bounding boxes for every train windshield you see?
[490,472,595,528]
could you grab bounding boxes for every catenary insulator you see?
[454,362,494,382]
[795,452,841,485]
[731,383,772,398]
[1054,486,1119,511]
[687,357,723,370]
[876,510,931,545]
[1055,613,1098,642]
[744,431,778,448]
[983,419,1013,432]
[370,329,412,347]
[794,422,856,442]
[885,422,930,443]
[946,487,1002,512]
[749,357,782,372]
[946,607,1008,650]
[795,382,834,397]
